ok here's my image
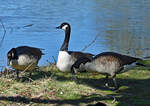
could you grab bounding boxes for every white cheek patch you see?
[10,59,18,66]
[62,25,68,30]
[12,52,15,58]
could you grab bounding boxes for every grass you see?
[0,64,150,106]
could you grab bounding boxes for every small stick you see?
[19,62,35,81]
[46,60,52,65]
[23,24,33,28]
[81,34,99,51]
[52,56,56,64]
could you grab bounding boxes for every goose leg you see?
[16,70,19,79]
[71,67,76,81]
[105,75,109,87]
[112,75,119,90]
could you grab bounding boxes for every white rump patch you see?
[122,62,137,72]
[56,51,74,72]
[62,25,68,30]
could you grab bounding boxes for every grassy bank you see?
[0,64,150,106]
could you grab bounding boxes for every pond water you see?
[0,0,150,69]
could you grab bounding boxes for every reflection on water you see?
[0,0,150,69]
[95,0,150,57]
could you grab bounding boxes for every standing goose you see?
[7,46,44,78]
[56,22,94,72]
[71,52,147,90]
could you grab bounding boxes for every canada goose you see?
[71,52,147,90]
[7,46,44,78]
[56,22,94,72]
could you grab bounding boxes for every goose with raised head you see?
[7,46,44,78]
[71,52,147,90]
[56,22,94,72]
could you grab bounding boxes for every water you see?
[0,0,150,69]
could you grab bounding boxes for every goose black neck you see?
[60,27,71,51]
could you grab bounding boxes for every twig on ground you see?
[24,76,34,82]
[0,19,6,48]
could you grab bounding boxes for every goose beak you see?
[56,26,61,29]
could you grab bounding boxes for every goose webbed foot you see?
[104,75,119,91]
[111,86,119,91]
[71,74,77,81]
[105,82,109,87]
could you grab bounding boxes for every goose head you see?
[56,22,70,31]
[56,22,71,51]
[71,57,92,77]
[7,48,18,65]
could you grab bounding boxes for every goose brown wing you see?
[68,51,94,61]
[94,52,141,66]
[16,46,43,60]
